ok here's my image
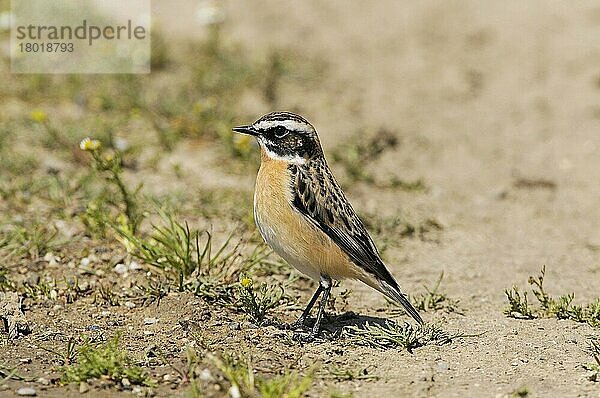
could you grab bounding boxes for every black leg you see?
[308,276,332,339]
[288,284,323,329]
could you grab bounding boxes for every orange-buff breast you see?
[253,155,364,282]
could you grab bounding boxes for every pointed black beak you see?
[232,125,258,136]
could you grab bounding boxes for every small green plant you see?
[408,272,462,314]
[210,353,255,396]
[63,278,89,304]
[0,364,35,385]
[331,129,427,191]
[211,353,313,398]
[61,335,154,387]
[115,210,203,291]
[329,392,353,398]
[322,365,379,382]
[344,321,455,352]
[237,276,284,324]
[504,266,600,326]
[510,386,530,397]
[80,137,144,235]
[399,219,443,240]
[130,277,170,307]
[94,283,120,306]
[257,371,313,398]
[2,224,60,260]
[389,178,428,191]
[331,129,398,184]
[114,208,269,301]
[583,337,600,382]
[30,110,69,149]
[504,286,535,319]
[161,346,202,395]
[0,268,14,292]
[21,278,58,301]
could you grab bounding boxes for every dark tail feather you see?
[381,281,423,325]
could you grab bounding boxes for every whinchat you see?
[233,112,423,339]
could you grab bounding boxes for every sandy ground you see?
[2,1,599,397]
[219,1,600,396]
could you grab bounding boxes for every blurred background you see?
[0,1,599,396]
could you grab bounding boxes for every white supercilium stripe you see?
[254,120,311,133]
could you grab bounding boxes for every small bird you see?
[233,112,423,339]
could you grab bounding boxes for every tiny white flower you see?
[80,137,101,151]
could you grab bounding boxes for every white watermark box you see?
[11,0,151,74]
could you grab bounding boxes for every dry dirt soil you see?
[2,1,600,397]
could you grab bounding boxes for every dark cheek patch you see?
[264,135,312,158]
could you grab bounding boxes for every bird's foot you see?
[292,330,320,343]
[279,317,307,331]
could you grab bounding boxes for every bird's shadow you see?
[302,311,398,340]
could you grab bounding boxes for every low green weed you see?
[409,272,462,314]
[583,337,600,382]
[504,266,600,327]
[331,129,427,191]
[211,353,313,398]
[80,137,144,235]
[504,286,535,319]
[61,335,154,387]
[114,209,269,303]
[237,276,284,324]
[1,224,60,260]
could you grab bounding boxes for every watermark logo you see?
[11,0,151,74]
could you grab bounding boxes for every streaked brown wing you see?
[288,161,396,286]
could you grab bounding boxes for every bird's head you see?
[233,112,322,164]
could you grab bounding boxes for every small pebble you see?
[121,378,131,388]
[132,386,143,396]
[80,257,91,267]
[124,301,136,309]
[199,369,212,381]
[26,273,40,286]
[16,387,37,396]
[19,358,32,364]
[229,385,241,398]
[114,263,128,275]
[144,318,158,325]
[79,381,89,393]
[437,362,449,371]
[36,378,49,386]
[228,322,240,330]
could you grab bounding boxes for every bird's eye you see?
[273,126,289,138]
